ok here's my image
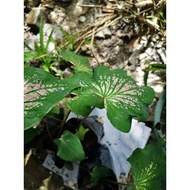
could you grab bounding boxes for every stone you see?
[43,23,63,40]
[24,34,38,50]
[156,43,162,49]
[78,16,86,23]
[103,27,112,37]
[139,52,147,61]
[124,64,136,71]
[73,0,84,16]
[48,11,66,25]
[95,30,105,38]
[145,47,154,56]
[26,7,48,31]
[24,0,40,10]
[157,48,166,64]
[136,67,145,78]
[128,50,140,65]
[62,67,73,78]
[152,84,164,98]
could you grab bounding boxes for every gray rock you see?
[139,52,147,61]
[103,27,112,37]
[145,47,154,56]
[78,16,86,23]
[128,50,140,65]
[48,11,66,25]
[157,48,166,64]
[62,67,73,78]
[95,30,105,38]
[26,7,48,28]
[43,23,63,40]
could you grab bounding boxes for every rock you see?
[145,47,154,56]
[72,0,84,16]
[95,27,112,38]
[157,48,166,64]
[128,50,140,65]
[48,11,66,25]
[156,43,162,49]
[78,16,86,23]
[43,23,64,40]
[136,67,145,78]
[151,84,164,98]
[95,30,105,38]
[130,71,139,82]
[62,67,73,78]
[24,34,39,51]
[26,7,48,33]
[124,64,136,71]
[24,0,40,11]
[139,52,147,61]
[103,27,112,37]
[140,36,148,46]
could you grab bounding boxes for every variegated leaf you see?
[128,140,166,190]
[68,66,155,132]
[24,67,84,130]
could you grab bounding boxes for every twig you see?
[135,0,153,8]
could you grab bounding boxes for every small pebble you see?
[79,16,86,23]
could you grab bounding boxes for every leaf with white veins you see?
[68,66,155,132]
[24,67,86,130]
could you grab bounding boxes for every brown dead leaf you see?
[124,37,141,49]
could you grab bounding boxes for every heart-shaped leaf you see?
[54,130,86,162]
[68,66,155,132]
[24,67,83,130]
[128,140,166,190]
[60,49,93,75]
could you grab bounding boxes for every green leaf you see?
[24,42,36,53]
[75,125,89,141]
[39,19,45,53]
[91,166,115,185]
[45,27,55,53]
[60,50,93,75]
[24,127,40,144]
[24,52,36,63]
[68,66,155,132]
[24,67,82,130]
[128,140,166,190]
[46,106,60,117]
[154,88,166,127]
[144,63,166,86]
[34,41,43,55]
[54,130,86,161]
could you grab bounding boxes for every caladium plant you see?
[68,66,155,132]
[24,66,87,130]
[24,50,155,164]
[127,140,166,190]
